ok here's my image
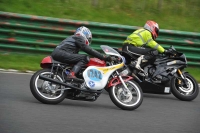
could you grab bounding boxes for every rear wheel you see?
[109,80,143,110]
[171,73,199,101]
[30,69,67,104]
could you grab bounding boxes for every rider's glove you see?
[105,55,117,61]
[164,50,173,55]
[104,55,111,61]
[110,57,117,61]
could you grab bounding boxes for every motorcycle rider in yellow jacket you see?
[122,20,172,75]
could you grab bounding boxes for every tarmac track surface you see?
[0,72,200,133]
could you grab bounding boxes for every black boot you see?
[66,65,83,83]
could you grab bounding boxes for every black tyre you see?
[30,69,67,104]
[109,80,143,110]
[171,73,199,101]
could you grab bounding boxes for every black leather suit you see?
[122,44,159,67]
[51,35,106,74]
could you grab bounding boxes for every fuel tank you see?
[87,58,106,67]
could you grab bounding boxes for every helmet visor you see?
[155,27,159,36]
[88,37,92,44]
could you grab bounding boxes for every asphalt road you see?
[0,72,200,133]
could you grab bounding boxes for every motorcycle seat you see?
[127,47,152,56]
[50,56,68,65]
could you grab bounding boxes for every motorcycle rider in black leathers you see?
[51,26,112,79]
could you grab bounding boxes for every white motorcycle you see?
[30,45,143,110]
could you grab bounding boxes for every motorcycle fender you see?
[107,76,133,88]
[40,56,53,68]
[182,71,189,74]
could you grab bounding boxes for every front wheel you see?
[109,80,143,110]
[171,73,199,101]
[30,68,67,104]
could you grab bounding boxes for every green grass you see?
[185,68,200,83]
[0,0,199,32]
[0,52,44,71]
[1,52,200,82]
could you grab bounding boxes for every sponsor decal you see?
[88,81,95,88]
[164,87,170,93]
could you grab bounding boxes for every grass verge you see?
[0,0,199,32]
[1,52,45,72]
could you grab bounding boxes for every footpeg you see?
[138,72,145,77]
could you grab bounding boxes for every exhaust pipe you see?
[39,75,101,94]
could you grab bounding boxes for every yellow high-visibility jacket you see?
[123,28,165,53]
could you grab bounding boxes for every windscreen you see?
[100,45,120,56]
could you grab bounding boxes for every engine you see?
[148,66,156,76]
[146,66,170,83]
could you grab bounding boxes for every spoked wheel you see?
[171,73,199,101]
[109,80,143,110]
[30,69,67,104]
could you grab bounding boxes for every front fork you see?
[177,69,189,87]
[116,71,132,96]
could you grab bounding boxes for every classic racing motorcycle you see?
[30,45,143,110]
[116,46,199,101]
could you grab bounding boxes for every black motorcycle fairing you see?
[118,50,138,64]
[138,80,171,94]
[120,46,199,99]
[127,46,188,94]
